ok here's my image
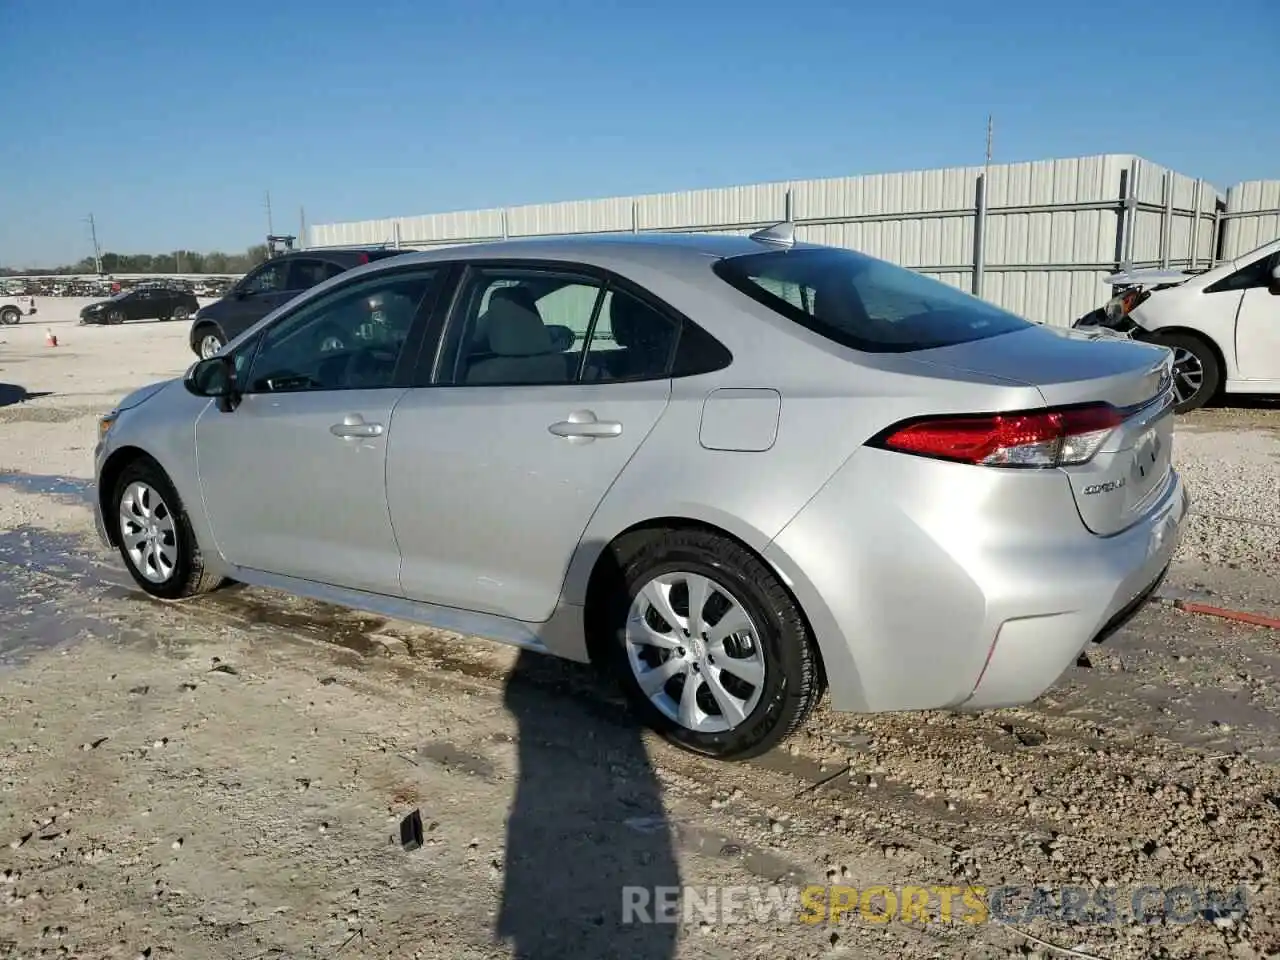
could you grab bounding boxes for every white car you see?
[0,294,37,325]
[1074,237,1280,412]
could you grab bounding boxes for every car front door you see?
[387,264,677,622]
[1233,251,1280,381]
[193,266,445,592]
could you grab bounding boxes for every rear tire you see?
[1149,332,1220,413]
[172,305,191,321]
[595,528,823,761]
[112,457,223,600]
[0,307,20,325]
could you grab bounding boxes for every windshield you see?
[713,247,1032,353]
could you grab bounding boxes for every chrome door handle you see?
[330,414,384,439]
[549,410,622,440]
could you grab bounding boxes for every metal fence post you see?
[785,189,794,222]
[1159,171,1173,269]
[501,210,510,240]
[393,221,401,249]
[1120,161,1139,269]
[972,173,987,297]
[1189,179,1202,269]
[632,200,639,233]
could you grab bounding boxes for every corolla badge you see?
[1083,478,1126,496]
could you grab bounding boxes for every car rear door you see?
[386,263,675,623]
[193,265,446,593]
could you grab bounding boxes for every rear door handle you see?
[330,413,384,439]
[549,410,622,440]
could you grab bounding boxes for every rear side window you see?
[713,248,1032,353]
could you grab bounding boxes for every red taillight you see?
[871,403,1125,468]
[357,253,369,264]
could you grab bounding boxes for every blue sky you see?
[0,0,1274,267]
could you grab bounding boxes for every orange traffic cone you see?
[45,328,58,347]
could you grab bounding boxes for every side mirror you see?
[184,356,240,411]
[233,287,250,300]
[1269,263,1280,296]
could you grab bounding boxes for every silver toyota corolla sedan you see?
[93,225,1189,760]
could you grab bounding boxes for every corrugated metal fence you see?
[309,153,1279,328]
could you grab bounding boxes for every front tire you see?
[112,458,223,600]
[172,305,191,322]
[598,528,823,761]
[107,309,126,325]
[1149,332,1220,413]
[196,327,226,358]
[0,307,20,325]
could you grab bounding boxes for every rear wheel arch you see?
[582,516,828,758]
[583,516,827,683]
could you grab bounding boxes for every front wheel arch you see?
[98,446,155,547]
[1139,327,1225,411]
[191,321,226,357]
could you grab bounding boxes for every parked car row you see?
[1073,237,1280,413]
[95,226,1187,760]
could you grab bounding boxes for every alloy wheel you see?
[1171,347,1204,406]
[199,334,223,358]
[119,481,178,584]
[624,571,766,734]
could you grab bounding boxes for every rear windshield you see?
[713,247,1031,353]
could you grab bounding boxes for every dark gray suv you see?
[188,247,411,358]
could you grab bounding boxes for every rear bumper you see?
[963,478,1185,709]
[762,449,1189,714]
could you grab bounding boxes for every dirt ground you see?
[2,300,1279,960]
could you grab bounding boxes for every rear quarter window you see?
[713,248,1032,353]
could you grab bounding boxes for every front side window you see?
[714,248,1032,353]
[1205,250,1280,294]
[243,269,438,393]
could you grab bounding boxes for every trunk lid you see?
[912,325,1177,536]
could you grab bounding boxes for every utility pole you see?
[985,114,994,167]
[265,191,274,236]
[86,213,103,274]
[299,206,307,249]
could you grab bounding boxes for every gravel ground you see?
[1,310,1279,959]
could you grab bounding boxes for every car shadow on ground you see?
[498,552,680,959]
[0,384,54,408]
